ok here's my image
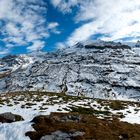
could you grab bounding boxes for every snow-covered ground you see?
[0,92,140,140]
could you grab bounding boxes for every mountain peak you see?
[135,40,140,47]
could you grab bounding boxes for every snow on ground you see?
[121,105,140,124]
[0,92,140,140]
[0,121,33,140]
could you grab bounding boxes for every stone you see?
[0,112,24,123]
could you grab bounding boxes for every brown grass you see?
[26,112,140,140]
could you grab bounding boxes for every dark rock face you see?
[0,112,24,123]
[85,44,131,49]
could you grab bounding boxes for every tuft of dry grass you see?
[109,100,126,110]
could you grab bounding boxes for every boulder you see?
[0,112,24,123]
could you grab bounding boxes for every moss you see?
[62,96,71,102]
[69,106,110,116]
[15,115,24,121]
[104,106,110,110]
[33,98,44,102]
[109,101,125,110]
[115,112,125,118]
[0,101,5,105]
[3,99,10,104]
[61,95,84,103]
[25,103,37,106]
[70,106,94,115]
[96,99,103,104]
[7,104,13,107]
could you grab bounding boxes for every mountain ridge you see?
[0,41,140,101]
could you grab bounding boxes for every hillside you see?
[0,41,140,101]
[0,92,140,139]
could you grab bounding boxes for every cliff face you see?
[0,42,140,101]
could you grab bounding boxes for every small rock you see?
[0,112,24,123]
[70,131,85,137]
[40,130,85,140]
[52,130,69,137]
[40,135,55,140]
[40,131,71,140]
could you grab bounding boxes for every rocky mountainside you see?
[0,41,140,101]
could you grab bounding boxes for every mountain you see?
[0,41,140,101]
[135,40,140,47]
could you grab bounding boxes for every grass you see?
[109,100,126,110]
[0,91,139,123]
[115,112,125,118]
[69,106,111,116]
[26,112,140,140]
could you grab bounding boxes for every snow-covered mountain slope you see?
[0,41,140,101]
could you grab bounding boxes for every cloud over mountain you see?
[51,0,140,46]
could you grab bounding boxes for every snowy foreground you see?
[0,92,140,140]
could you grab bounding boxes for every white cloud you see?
[27,40,45,52]
[47,22,61,34]
[0,48,9,56]
[0,0,60,54]
[66,21,97,46]
[73,0,140,44]
[48,22,59,29]
[55,42,66,49]
[51,0,78,13]
[52,0,140,46]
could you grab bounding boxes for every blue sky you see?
[0,0,140,57]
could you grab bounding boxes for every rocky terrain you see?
[26,112,140,140]
[0,92,140,139]
[0,40,140,101]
